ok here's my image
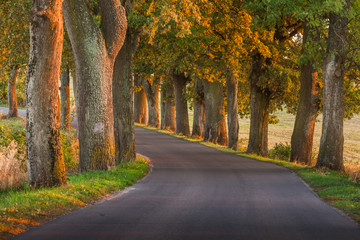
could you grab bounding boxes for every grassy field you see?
[238,111,360,166]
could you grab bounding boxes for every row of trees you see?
[132,0,360,172]
[0,0,359,187]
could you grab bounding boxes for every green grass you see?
[0,156,150,239]
[135,123,360,224]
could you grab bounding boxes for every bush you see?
[61,130,79,174]
[0,117,79,190]
[269,142,291,161]
[0,141,27,190]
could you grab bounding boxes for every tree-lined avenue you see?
[14,127,360,240]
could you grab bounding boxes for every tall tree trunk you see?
[291,24,320,165]
[63,0,127,171]
[26,0,66,187]
[162,80,176,131]
[161,84,166,129]
[60,67,71,129]
[173,72,190,136]
[134,75,148,124]
[247,53,270,156]
[142,76,160,128]
[113,26,139,162]
[317,5,349,170]
[8,65,19,118]
[192,79,205,138]
[226,70,239,150]
[203,80,228,145]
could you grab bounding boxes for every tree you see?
[60,67,71,129]
[26,0,67,187]
[0,0,31,117]
[203,79,228,145]
[63,0,127,171]
[142,75,160,127]
[317,1,350,170]
[173,71,190,136]
[226,70,239,150]
[161,79,176,131]
[134,75,148,124]
[191,78,205,138]
[7,65,19,117]
[290,23,320,165]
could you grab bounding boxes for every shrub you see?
[269,142,291,161]
[0,141,27,190]
[61,130,79,174]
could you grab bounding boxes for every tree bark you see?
[203,79,228,145]
[134,75,148,124]
[161,84,166,129]
[8,65,19,118]
[173,72,190,136]
[226,70,239,150]
[316,6,349,170]
[192,79,205,138]
[162,80,176,131]
[63,0,127,171]
[291,24,320,165]
[142,76,160,128]
[26,0,67,187]
[247,53,270,156]
[113,26,139,163]
[60,67,71,129]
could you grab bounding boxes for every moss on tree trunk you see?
[63,0,127,171]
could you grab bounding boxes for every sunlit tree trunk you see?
[203,79,228,145]
[8,65,19,118]
[317,5,349,171]
[113,26,139,162]
[26,0,66,187]
[63,0,127,171]
[134,75,148,124]
[162,80,176,131]
[192,79,205,138]
[173,72,190,136]
[291,24,320,165]
[60,67,71,129]
[143,76,160,128]
[226,70,239,150]
[247,53,270,156]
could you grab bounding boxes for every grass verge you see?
[0,156,150,239]
[136,123,360,224]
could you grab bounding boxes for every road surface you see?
[13,127,360,239]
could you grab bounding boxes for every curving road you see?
[13,127,360,239]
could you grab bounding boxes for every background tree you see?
[0,0,31,117]
[26,0,67,187]
[317,0,350,170]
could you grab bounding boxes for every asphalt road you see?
[12,127,360,240]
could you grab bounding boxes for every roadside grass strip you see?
[136,123,360,224]
[0,156,150,239]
